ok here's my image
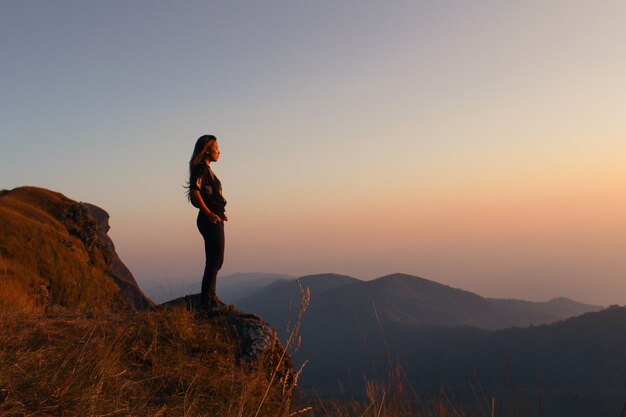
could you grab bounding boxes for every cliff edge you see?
[0,186,298,416]
[0,186,152,311]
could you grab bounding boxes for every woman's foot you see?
[199,294,223,310]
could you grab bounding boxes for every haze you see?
[1,1,625,305]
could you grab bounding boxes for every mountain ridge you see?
[234,271,603,335]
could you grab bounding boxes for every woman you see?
[187,135,228,309]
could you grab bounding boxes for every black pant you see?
[196,212,225,306]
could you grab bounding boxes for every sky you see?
[1,1,625,305]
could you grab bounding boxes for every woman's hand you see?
[223,213,229,222]
[207,212,222,224]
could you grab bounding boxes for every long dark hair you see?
[185,135,217,199]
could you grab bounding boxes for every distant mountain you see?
[234,271,617,414]
[0,186,152,312]
[488,296,603,326]
[149,268,621,415]
[309,273,514,329]
[217,272,296,303]
[236,273,602,338]
[235,273,359,334]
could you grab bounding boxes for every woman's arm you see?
[190,189,222,223]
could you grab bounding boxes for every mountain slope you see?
[311,273,509,328]
[239,272,601,336]
[488,296,603,326]
[300,305,626,417]
[0,186,152,312]
[234,271,616,415]
[235,273,360,336]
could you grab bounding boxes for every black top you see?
[190,163,227,217]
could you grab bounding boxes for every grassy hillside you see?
[0,307,299,417]
[0,186,150,313]
[0,186,305,416]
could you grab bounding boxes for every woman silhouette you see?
[187,135,228,309]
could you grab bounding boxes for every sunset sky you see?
[2,1,625,305]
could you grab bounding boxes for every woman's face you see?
[206,141,220,162]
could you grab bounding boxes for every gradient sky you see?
[2,1,625,305]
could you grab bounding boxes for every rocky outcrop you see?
[161,294,296,404]
[162,294,284,363]
[0,186,153,310]
[78,202,153,309]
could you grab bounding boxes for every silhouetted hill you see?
[488,296,603,326]
[237,272,601,338]
[233,272,616,414]
[235,273,360,335]
[313,273,512,328]
[0,186,152,311]
[300,305,626,417]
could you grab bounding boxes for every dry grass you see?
[0,277,42,315]
[0,307,301,417]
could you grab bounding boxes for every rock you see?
[80,202,153,310]
[163,294,287,364]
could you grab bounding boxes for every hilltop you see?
[0,186,302,417]
[0,186,151,312]
[0,186,304,415]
